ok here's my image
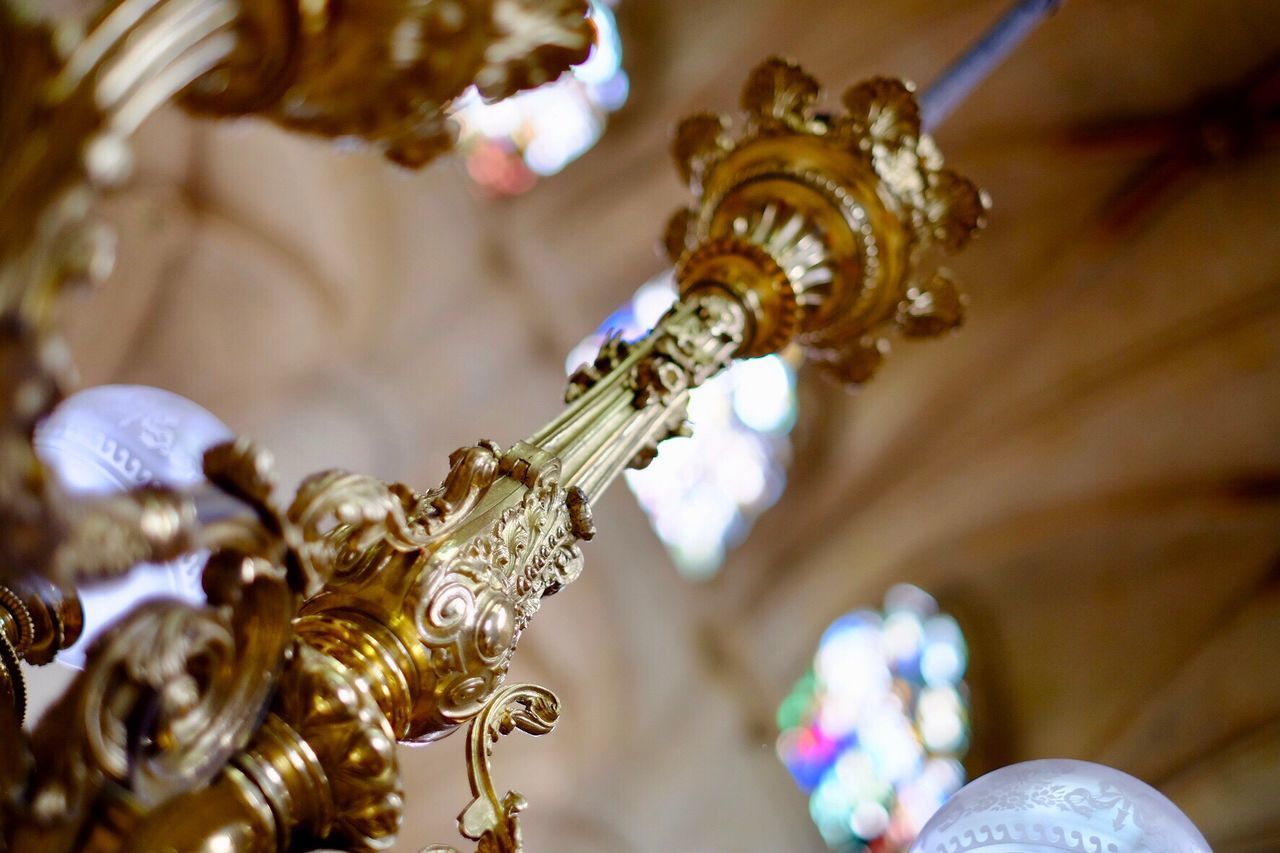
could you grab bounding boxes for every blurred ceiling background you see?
[28,0,1280,849]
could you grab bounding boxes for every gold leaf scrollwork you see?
[19,439,300,830]
[407,459,582,734]
[288,469,428,595]
[418,441,504,537]
[183,0,593,169]
[456,683,562,853]
[25,593,282,822]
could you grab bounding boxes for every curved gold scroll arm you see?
[424,683,562,853]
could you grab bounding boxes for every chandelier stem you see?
[529,292,746,499]
[920,0,1063,132]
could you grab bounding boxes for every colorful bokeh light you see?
[453,0,628,196]
[777,585,970,851]
[565,271,798,579]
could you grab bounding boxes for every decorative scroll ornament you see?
[18,442,296,829]
[443,460,585,634]
[459,683,561,853]
[425,683,563,853]
[300,443,590,744]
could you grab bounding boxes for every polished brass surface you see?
[0,577,84,726]
[0,3,986,850]
[666,58,988,382]
[425,683,562,853]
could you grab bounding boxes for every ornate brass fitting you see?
[182,0,594,167]
[666,57,989,382]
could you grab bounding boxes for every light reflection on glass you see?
[33,385,233,668]
[777,585,971,851]
[565,271,799,579]
[452,0,628,195]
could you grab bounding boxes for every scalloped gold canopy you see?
[665,57,990,384]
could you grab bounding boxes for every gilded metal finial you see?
[665,57,989,385]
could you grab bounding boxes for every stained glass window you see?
[565,272,798,579]
[776,585,970,851]
[452,0,628,196]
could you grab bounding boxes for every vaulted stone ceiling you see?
[33,0,1280,849]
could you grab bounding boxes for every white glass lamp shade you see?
[910,759,1210,853]
[33,384,233,667]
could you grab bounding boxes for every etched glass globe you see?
[34,384,233,667]
[910,759,1210,853]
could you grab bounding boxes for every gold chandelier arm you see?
[0,4,989,848]
[289,58,988,851]
[0,1,237,628]
[0,5,598,824]
[5,439,422,849]
[522,58,990,512]
[532,290,748,496]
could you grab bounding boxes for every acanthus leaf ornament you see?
[566,334,631,403]
[475,0,596,100]
[741,55,822,131]
[840,76,924,153]
[924,168,990,252]
[673,112,731,189]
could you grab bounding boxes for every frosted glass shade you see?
[910,759,1210,853]
[33,384,233,667]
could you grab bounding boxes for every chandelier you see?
[0,1,1217,851]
